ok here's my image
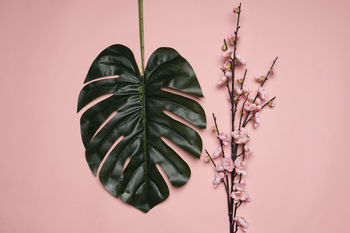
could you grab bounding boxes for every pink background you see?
[1,0,350,232]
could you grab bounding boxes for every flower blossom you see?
[231,182,251,203]
[258,87,268,101]
[254,73,266,83]
[235,158,247,175]
[253,112,260,129]
[216,164,224,172]
[218,132,230,146]
[224,70,232,79]
[223,157,235,172]
[223,49,233,59]
[232,128,250,144]
[242,86,249,96]
[268,99,276,108]
[228,33,239,45]
[234,86,243,95]
[244,144,253,157]
[233,7,240,14]
[212,147,222,159]
[213,172,225,188]
[217,76,227,86]
[234,216,249,232]
[235,54,246,66]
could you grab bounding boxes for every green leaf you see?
[77,44,206,212]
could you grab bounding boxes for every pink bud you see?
[233,7,240,14]
[258,87,268,101]
[235,54,246,66]
[268,100,276,108]
[223,49,233,59]
[223,60,232,71]
[212,147,222,159]
[255,74,266,83]
[228,33,239,45]
[217,76,227,86]
[234,86,243,95]
[221,43,228,51]
[225,70,232,79]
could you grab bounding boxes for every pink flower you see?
[231,183,252,203]
[232,128,250,144]
[255,97,262,105]
[244,144,253,156]
[212,147,222,159]
[258,87,268,101]
[268,99,276,108]
[223,49,233,59]
[234,86,243,95]
[217,76,227,86]
[235,54,246,66]
[253,112,260,123]
[225,70,232,79]
[218,132,230,146]
[247,95,254,103]
[244,102,256,112]
[242,86,249,96]
[216,164,224,172]
[228,33,239,45]
[223,157,235,172]
[235,159,247,175]
[213,172,225,187]
[234,216,249,232]
[255,73,266,83]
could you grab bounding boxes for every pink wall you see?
[1,0,349,232]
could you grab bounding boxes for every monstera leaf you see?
[77,44,206,212]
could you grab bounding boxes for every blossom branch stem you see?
[205,149,216,167]
[242,57,278,126]
[228,4,242,233]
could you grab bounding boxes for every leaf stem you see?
[138,0,145,75]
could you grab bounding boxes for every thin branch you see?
[205,149,216,167]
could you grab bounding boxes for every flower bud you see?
[233,7,240,14]
[221,43,228,51]
[268,100,276,108]
[254,74,266,83]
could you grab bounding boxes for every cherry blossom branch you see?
[242,57,278,126]
[205,3,278,233]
